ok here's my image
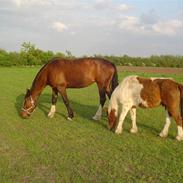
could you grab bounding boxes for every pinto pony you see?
[21,57,118,120]
[107,76,183,141]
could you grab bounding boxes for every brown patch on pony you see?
[137,77,161,108]
[108,109,117,130]
[137,77,183,127]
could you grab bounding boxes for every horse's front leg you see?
[48,88,58,118]
[58,86,74,121]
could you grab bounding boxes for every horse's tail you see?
[179,84,183,126]
[110,64,118,96]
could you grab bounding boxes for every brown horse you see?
[21,57,118,120]
[108,76,183,141]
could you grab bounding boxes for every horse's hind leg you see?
[57,86,74,121]
[48,88,58,118]
[93,85,106,121]
[159,110,171,138]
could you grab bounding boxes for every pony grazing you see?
[21,57,118,120]
[107,76,183,141]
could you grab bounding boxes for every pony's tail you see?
[179,84,183,126]
[110,64,118,95]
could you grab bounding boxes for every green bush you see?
[0,42,183,67]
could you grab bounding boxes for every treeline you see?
[0,42,183,67]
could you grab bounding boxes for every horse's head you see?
[20,89,36,118]
[107,108,117,130]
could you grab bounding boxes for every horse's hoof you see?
[176,135,183,141]
[67,117,73,121]
[92,115,101,121]
[130,128,138,134]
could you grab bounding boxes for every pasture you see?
[0,67,183,182]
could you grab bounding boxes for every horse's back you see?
[45,57,116,88]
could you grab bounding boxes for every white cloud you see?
[13,0,54,7]
[118,4,131,12]
[152,20,183,35]
[52,21,68,32]
[119,16,141,32]
[118,16,183,35]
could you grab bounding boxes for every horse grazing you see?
[107,76,183,141]
[21,57,118,120]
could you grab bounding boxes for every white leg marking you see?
[115,105,131,134]
[48,105,56,118]
[159,111,171,138]
[67,117,73,121]
[176,126,183,141]
[130,108,138,133]
[92,105,102,121]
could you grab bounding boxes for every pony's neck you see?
[109,94,118,112]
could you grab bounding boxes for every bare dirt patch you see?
[117,66,183,75]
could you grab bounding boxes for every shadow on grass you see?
[15,93,107,127]
[16,93,172,136]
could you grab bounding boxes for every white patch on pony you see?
[48,105,56,118]
[176,126,183,141]
[93,105,102,121]
[130,108,138,133]
[159,111,171,138]
[150,77,173,81]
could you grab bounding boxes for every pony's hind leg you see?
[167,106,183,141]
[159,110,171,138]
[48,88,58,118]
[130,108,138,133]
[57,86,74,121]
[115,105,131,134]
[93,86,106,121]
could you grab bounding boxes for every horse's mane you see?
[30,58,58,90]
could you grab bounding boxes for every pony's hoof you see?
[67,117,73,121]
[115,129,122,135]
[48,113,54,118]
[130,128,138,134]
[92,115,101,121]
[159,132,168,138]
[176,135,183,141]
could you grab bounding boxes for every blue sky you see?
[0,0,183,56]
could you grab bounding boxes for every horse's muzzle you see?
[20,111,30,119]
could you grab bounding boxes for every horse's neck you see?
[30,73,46,100]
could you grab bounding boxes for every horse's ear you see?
[26,88,31,96]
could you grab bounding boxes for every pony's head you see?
[20,89,36,118]
[107,108,117,130]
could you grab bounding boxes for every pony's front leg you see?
[115,105,131,134]
[130,108,138,133]
[159,111,171,138]
[48,89,58,118]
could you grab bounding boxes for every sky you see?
[0,0,183,56]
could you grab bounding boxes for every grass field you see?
[0,67,183,183]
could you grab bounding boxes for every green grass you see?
[0,67,183,183]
